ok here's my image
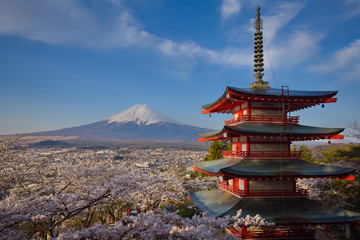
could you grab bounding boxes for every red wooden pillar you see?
[248,101,251,117]
[246,136,250,156]
[326,225,328,236]
[244,179,249,196]
[233,178,239,189]
[241,226,247,238]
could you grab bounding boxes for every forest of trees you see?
[1,121,359,239]
[0,137,272,240]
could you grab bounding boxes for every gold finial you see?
[250,6,269,89]
[256,7,261,31]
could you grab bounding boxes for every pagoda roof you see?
[198,122,344,141]
[194,158,355,179]
[189,190,360,224]
[202,86,338,114]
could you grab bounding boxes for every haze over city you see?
[1,0,360,138]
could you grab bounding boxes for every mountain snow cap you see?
[107,104,183,125]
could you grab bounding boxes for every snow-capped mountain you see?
[29,105,212,141]
[107,104,182,125]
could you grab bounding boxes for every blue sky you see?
[1,0,360,138]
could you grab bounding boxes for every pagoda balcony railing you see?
[218,181,307,198]
[224,115,299,125]
[222,150,301,158]
[226,226,315,239]
[218,181,244,197]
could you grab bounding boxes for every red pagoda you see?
[189,7,360,240]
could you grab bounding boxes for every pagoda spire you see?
[250,7,270,89]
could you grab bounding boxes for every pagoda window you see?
[238,179,245,190]
[232,144,237,152]
[243,109,248,116]
[241,143,247,152]
[226,178,243,189]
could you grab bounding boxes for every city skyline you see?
[1,0,360,139]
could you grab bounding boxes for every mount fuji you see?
[29,104,212,141]
[107,104,183,126]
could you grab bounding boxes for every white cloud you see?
[220,0,241,21]
[346,63,360,80]
[209,48,252,67]
[0,0,105,46]
[310,39,360,72]
[0,0,318,75]
[157,40,203,59]
[262,2,305,42]
[0,0,233,69]
[232,2,317,70]
[157,39,251,68]
[110,11,157,48]
[265,30,321,70]
[345,0,360,17]
[0,0,155,49]
[309,39,360,82]
[156,2,311,70]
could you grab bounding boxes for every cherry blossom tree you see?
[0,136,26,190]
[182,176,218,192]
[0,153,187,239]
[57,210,273,240]
[298,159,360,211]
[349,121,360,141]
[0,140,273,239]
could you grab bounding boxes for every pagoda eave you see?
[218,172,356,181]
[199,134,344,142]
[193,166,223,177]
[193,158,356,179]
[202,87,338,114]
[189,190,360,224]
[198,123,344,142]
[192,171,357,181]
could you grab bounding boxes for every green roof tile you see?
[189,190,360,224]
